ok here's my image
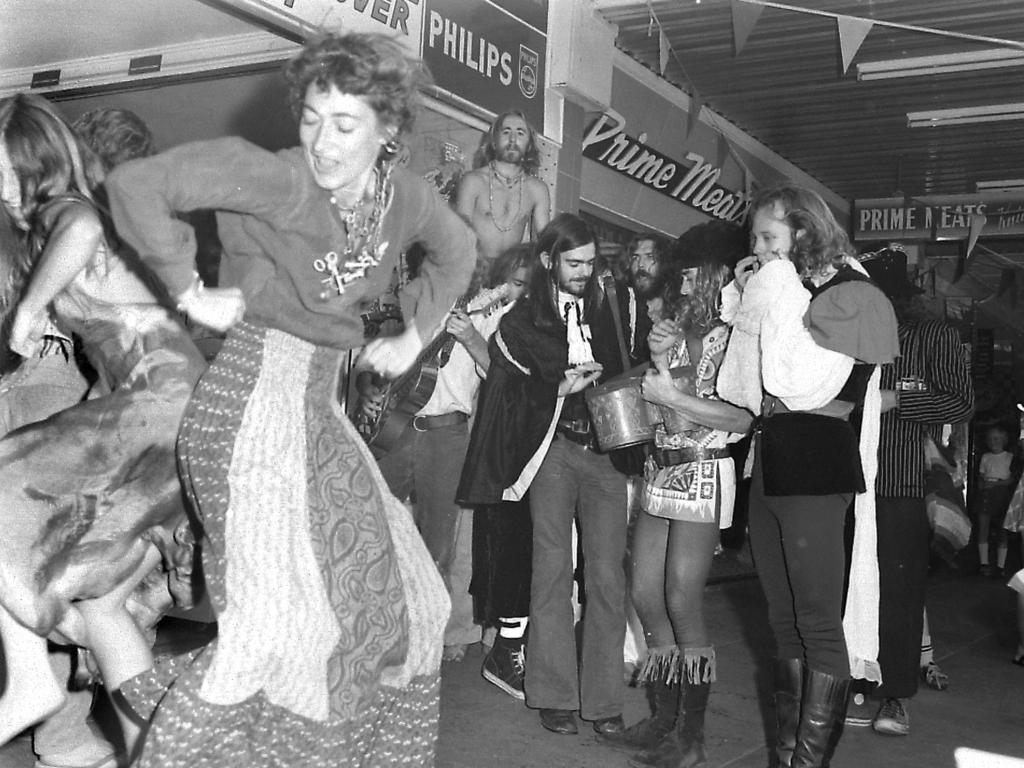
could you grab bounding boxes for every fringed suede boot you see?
[601,645,680,750]
[771,658,803,768]
[628,648,713,768]
[791,668,850,768]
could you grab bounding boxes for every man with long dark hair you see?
[458,212,650,736]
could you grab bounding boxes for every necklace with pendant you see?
[489,161,523,187]
[488,163,523,233]
[313,163,395,299]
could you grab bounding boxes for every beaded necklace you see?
[313,162,395,299]
[487,161,523,233]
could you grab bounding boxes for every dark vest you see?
[759,267,877,496]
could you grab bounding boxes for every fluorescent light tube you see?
[976,179,1024,191]
[858,48,1024,80]
[907,103,1024,128]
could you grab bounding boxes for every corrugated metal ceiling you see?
[597,0,1024,201]
[596,0,1024,333]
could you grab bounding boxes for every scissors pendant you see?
[313,251,346,296]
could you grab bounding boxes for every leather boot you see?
[791,669,851,768]
[628,678,710,768]
[601,677,679,750]
[771,659,803,768]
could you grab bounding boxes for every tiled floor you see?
[2,563,1022,768]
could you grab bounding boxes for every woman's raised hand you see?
[648,318,681,357]
[733,254,758,292]
[641,361,679,408]
[178,285,246,332]
[361,324,425,379]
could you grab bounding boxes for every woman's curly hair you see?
[750,184,851,277]
[662,220,746,336]
[284,31,431,157]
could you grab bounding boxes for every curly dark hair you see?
[750,184,851,277]
[71,108,155,171]
[488,242,538,289]
[479,109,540,175]
[284,31,431,157]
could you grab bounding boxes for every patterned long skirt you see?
[126,322,449,767]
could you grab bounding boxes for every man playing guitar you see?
[354,247,535,663]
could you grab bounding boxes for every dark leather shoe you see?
[540,708,578,735]
[592,714,626,736]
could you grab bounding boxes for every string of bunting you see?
[644,1,754,199]
[731,0,1024,74]
[645,0,1024,237]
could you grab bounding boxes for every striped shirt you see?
[876,320,973,498]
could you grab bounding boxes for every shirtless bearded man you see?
[456,109,550,263]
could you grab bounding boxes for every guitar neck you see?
[391,284,510,385]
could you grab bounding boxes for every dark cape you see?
[456,278,650,505]
[456,297,566,505]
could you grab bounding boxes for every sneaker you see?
[481,637,526,700]
[872,697,910,736]
[845,691,874,727]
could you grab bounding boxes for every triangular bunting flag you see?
[659,28,670,75]
[966,213,986,258]
[954,213,987,281]
[731,0,764,56]
[837,15,873,73]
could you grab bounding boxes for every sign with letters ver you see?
[422,0,546,129]
[222,0,425,54]
[582,113,750,224]
[853,195,1024,241]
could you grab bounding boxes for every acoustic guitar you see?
[352,283,510,456]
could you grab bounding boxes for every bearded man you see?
[456,109,550,264]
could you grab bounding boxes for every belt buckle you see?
[412,415,428,432]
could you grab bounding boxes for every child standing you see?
[978,425,1017,577]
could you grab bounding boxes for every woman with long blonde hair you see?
[605,221,752,768]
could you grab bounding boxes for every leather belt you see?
[557,418,592,434]
[412,411,469,431]
[556,418,597,450]
[653,445,731,468]
[761,394,853,421]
